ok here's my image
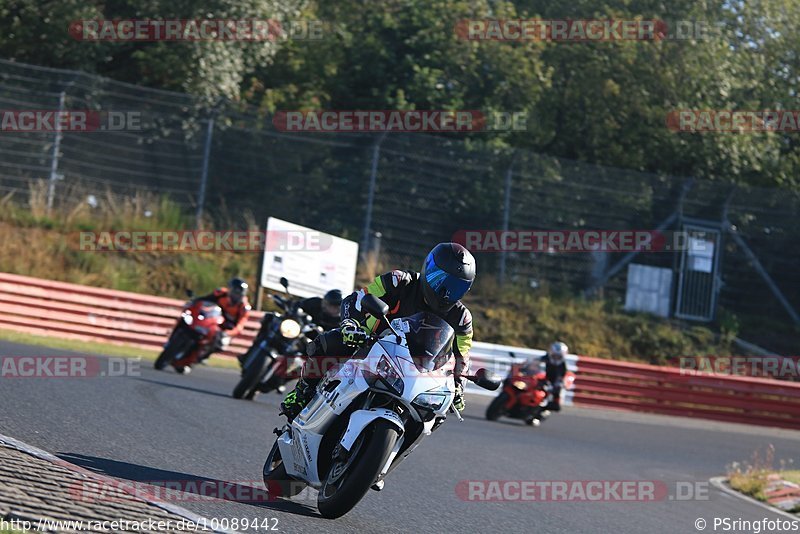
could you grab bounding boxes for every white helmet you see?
[548,341,569,364]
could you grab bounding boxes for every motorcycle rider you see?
[196,277,252,362]
[297,289,343,331]
[281,242,476,422]
[540,341,569,412]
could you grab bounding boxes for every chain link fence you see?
[1,59,798,347]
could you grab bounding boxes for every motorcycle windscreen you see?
[396,312,455,372]
[197,301,223,318]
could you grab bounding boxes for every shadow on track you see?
[133,377,237,401]
[461,413,528,427]
[58,453,319,517]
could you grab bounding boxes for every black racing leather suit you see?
[541,353,568,411]
[306,269,474,383]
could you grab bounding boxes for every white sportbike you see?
[262,295,499,518]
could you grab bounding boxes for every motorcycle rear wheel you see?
[317,420,398,519]
[486,392,509,421]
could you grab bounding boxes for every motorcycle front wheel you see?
[317,420,399,519]
[263,440,306,498]
[486,392,509,421]
[154,329,193,370]
[232,349,272,399]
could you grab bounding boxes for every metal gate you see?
[674,222,722,321]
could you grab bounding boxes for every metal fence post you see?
[362,132,387,258]
[46,90,66,214]
[195,117,214,229]
[498,152,516,285]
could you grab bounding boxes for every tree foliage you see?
[0,0,798,187]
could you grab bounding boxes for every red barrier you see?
[0,272,263,358]
[574,356,800,430]
[2,272,798,431]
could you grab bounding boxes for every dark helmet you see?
[548,341,569,365]
[420,243,476,313]
[322,289,343,319]
[323,289,343,307]
[228,277,249,304]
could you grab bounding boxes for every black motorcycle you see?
[232,277,321,400]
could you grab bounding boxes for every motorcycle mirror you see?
[470,368,502,391]
[185,289,194,298]
[360,295,401,342]
[279,277,289,290]
[361,294,389,317]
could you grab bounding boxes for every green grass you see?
[726,447,800,509]
[782,470,800,486]
[0,329,239,370]
[728,469,800,513]
[728,470,769,501]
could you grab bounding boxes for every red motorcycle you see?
[154,296,225,373]
[485,363,575,426]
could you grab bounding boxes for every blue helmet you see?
[420,243,476,312]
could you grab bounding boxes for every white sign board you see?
[624,264,673,318]
[687,237,714,273]
[260,217,359,298]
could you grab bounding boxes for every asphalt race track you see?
[2,340,799,533]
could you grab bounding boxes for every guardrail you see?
[1,272,798,430]
[0,272,264,358]
[574,357,800,430]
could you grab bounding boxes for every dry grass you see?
[726,445,800,502]
[0,179,739,363]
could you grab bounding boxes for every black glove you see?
[340,319,369,347]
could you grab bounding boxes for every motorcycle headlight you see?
[364,355,404,395]
[279,319,301,339]
[412,393,448,412]
[181,311,193,326]
[513,380,528,390]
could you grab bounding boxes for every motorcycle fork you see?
[331,392,375,459]
[503,387,519,409]
[314,391,375,483]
